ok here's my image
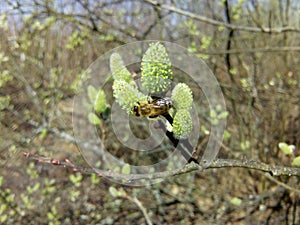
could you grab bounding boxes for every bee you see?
[133,97,173,118]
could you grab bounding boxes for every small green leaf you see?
[94,89,108,114]
[118,188,126,197]
[217,111,229,119]
[38,128,48,140]
[229,68,237,75]
[230,197,242,206]
[0,69,13,88]
[69,173,83,188]
[200,35,212,50]
[109,186,118,197]
[218,25,225,31]
[109,186,126,197]
[240,140,250,151]
[278,142,294,155]
[223,130,231,141]
[87,85,97,103]
[88,112,101,125]
[0,96,11,110]
[65,31,86,50]
[90,173,100,185]
[201,125,210,135]
[292,156,300,167]
[113,166,120,173]
[210,109,217,119]
[0,214,8,223]
[121,163,131,175]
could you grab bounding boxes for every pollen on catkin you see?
[141,42,173,94]
[112,80,146,114]
[171,83,193,110]
[173,109,193,139]
[110,53,133,83]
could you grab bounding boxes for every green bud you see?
[121,163,131,174]
[171,83,193,110]
[88,112,101,125]
[94,89,108,114]
[278,142,295,155]
[87,85,97,103]
[173,109,192,139]
[292,156,300,167]
[110,53,132,83]
[112,80,146,114]
[141,42,173,94]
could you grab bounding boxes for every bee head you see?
[133,105,140,116]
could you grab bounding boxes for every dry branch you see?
[23,152,300,183]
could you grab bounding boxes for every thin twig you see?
[126,195,153,225]
[263,173,300,195]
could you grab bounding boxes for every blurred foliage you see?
[0,0,299,224]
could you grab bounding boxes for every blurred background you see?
[0,0,299,224]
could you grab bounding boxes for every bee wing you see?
[152,98,166,107]
[152,98,173,108]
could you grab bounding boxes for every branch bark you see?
[23,152,300,182]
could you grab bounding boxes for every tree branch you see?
[196,46,300,55]
[143,0,300,33]
[126,196,153,225]
[263,173,300,195]
[23,152,300,182]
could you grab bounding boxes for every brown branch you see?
[263,173,300,195]
[23,152,300,182]
[125,195,153,225]
[159,116,198,163]
[196,46,300,55]
[143,0,300,33]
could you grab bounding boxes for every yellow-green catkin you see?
[141,42,173,95]
[110,53,132,83]
[112,80,147,114]
[171,83,193,110]
[173,109,193,139]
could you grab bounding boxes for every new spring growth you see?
[141,42,173,95]
[112,80,147,114]
[171,83,193,139]
[172,109,193,139]
[110,53,133,83]
[110,42,194,139]
[110,52,147,114]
